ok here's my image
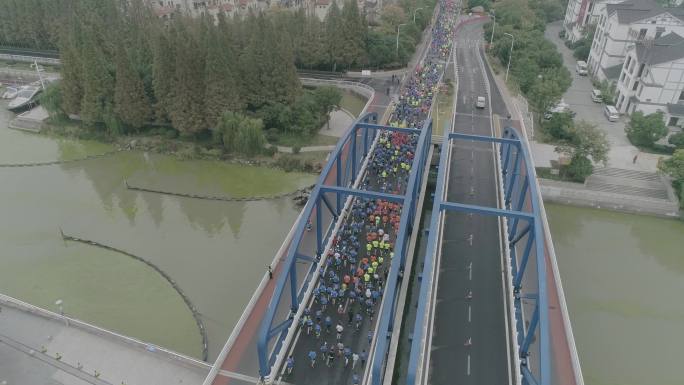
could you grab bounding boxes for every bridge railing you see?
[406,127,564,385]
[256,111,379,380]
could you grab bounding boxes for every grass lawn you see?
[432,84,455,136]
[339,90,367,117]
[271,132,340,148]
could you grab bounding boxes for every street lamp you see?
[396,23,408,59]
[489,13,496,47]
[55,299,69,327]
[413,7,424,23]
[504,32,515,82]
[55,299,64,315]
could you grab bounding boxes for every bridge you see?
[0,2,583,384]
[202,2,584,385]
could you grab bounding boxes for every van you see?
[576,61,588,76]
[591,89,602,103]
[604,105,619,122]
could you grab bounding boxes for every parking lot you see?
[545,21,663,171]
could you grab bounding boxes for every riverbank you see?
[0,100,320,360]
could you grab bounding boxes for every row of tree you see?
[485,0,570,115]
[0,0,66,50]
[29,0,434,142]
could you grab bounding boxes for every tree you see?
[236,117,266,156]
[659,149,684,181]
[39,83,66,119]
[565,153,593,182]
[79,31,114,127]
[214,111,265,156]
[542,111,574,140]
[626,111,668,147]
[556,120,610,164]
[380,5,407,32]
[325,1,344,71]
[313,86,342,129]
[215,111,242,152]
[169,19,206,135]
[340,0,367,69]
[204,22,242,128]
[114,44,151,130]
[527,67,571,114]
[151,31,176,123]
[668,131,684,148]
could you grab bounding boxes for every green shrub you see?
[668,132,684,148]
[564,155,593,182]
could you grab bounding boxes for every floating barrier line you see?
[124,180,315,202]
[60,229,209,362]
[0,150,122,168]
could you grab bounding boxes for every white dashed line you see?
[467,354,471,375]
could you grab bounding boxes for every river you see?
[0,102,316,360]
[547,203,684,385]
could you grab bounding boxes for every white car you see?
[576,61,588,76]
[475,96,486,109]
[604,105,619,122]
[591,89,603,103]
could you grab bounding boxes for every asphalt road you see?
[428,21,512,385]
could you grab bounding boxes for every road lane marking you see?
[468,304,471,322]
[468,262,472,280]
[467,354,471,375]
[468,234,473,246]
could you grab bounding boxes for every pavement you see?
[0,302,208,385]
[429,20,513,385]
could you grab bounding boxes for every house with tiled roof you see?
[613,32,684,126]
[587,0,684,82]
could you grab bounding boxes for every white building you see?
[614,32,684,125]
[587,0,684,82]
[148,0,266,18]
[563,0,684,42]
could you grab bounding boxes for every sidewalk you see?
[0,301,208,385]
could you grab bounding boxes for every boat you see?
[1,86,18,100]
[7,85,42,112]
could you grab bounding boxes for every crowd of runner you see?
[284,0,456,382]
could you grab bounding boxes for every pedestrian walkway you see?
[272,2,456,384]
[0,297,208,385]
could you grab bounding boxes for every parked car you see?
[576,61,588,76]
[475,96,486,109]
[591,89,603,103]
[604,105,619,122]
[543,100,576,120]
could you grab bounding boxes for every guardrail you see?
[299,77,375,108]
[0,53,61,66]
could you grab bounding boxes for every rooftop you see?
[607,0,684,24]
[635,32,684,65]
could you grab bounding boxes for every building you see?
[148,0,266,18]
[587,0,684,82]
[613,32,684,125]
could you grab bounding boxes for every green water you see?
[0,103,316,359]
[547,204,684,385]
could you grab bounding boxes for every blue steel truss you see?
[405,127,551,385]
[256,112,432,380]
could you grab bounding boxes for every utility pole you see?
[504,33,515,82]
